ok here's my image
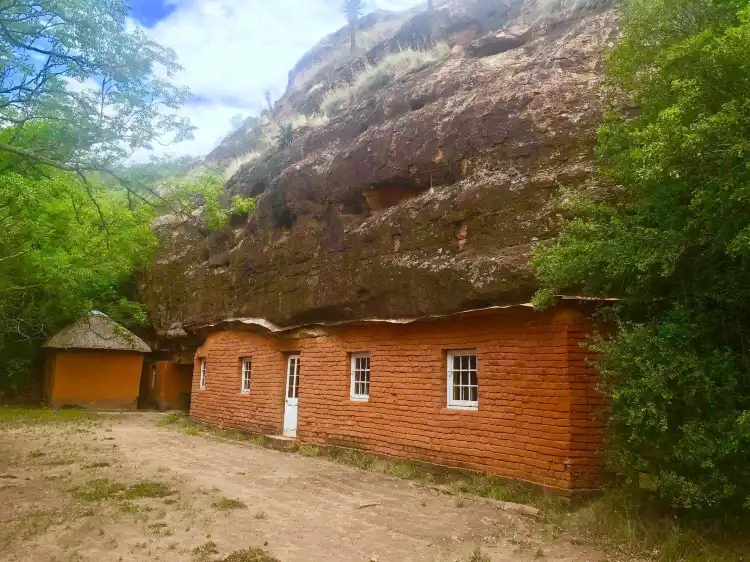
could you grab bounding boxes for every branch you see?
[0,248,32,262]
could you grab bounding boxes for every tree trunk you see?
[427,0,435,43]
[349,21,356,51]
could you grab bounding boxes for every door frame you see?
[283,354,300,437]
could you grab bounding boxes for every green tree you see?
[342,0,365,51]
[0,1,199,393]
[533,0,750,511]
[0,125,157,390]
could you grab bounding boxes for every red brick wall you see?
[192,332,288,434]
[190,305,606,491]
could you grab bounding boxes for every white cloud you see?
[133,0,424,160]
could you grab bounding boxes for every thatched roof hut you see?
[43,312,151,410]
[44,311,151,353]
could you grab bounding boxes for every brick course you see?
[190,305,606,491]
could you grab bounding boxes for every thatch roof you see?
[44,311,151,353]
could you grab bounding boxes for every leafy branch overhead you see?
[0,0,194,169]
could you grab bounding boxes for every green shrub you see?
[274,123,294,149]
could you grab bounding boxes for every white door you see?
[283,355,300,437]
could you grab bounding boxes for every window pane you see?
[470,386,478,402]
[469,355,477,370]
[470,369,477,387]
[453,355,461,370]
[453,384,461,401]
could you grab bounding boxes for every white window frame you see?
[447,350,478,410]
[199,358,207,390]
[240,357,252,393]
[350,353,371,401]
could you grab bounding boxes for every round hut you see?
[43,311,151,409]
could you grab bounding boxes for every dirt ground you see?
[0,412,606,562]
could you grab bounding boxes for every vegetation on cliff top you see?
[534,0,750,513]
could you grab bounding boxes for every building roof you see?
[44,311,151,353]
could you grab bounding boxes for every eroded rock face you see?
[140,1,619,335]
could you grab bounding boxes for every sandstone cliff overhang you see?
[183,296,613,340]
[139,1,619,336]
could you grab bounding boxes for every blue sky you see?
[128,0,176,27]
[126,0,424,159]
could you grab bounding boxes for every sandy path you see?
[0,412,604,561]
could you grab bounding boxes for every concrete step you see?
[263,434,299,452]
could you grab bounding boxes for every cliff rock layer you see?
[140,0,619,335]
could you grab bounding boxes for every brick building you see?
[188,302,606,492]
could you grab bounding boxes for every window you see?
[350,353,371,401]
[199,358,206,389]
[447,350,478,409]
[241,357,252,393]
[286,355,300,399]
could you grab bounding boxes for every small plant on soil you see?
[192,540,219,558]
[122,481,174,499]
[72,479,174,501]
[467,545,491,562]
[212,497,247,510]
[83,461,111,469]
[218,547,281,562]
[298,444,320,457]
[71,479,125,501]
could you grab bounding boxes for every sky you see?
[127,0,424,160]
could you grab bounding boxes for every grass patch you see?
[157,413,267,446]
[148,522,172,536]
[218,547,280,562]
[72,479,174,501]
[83,461,111,469]
[569,489,750,562]
[71,479,125,501]
[321,43,450,116]
[295,444,566,516]
[298,444,320,457]
[467,545,491,562]
[212,496,247,510]
[0,407,98,426]
[43,454,77,466]
[122,481,174,499]
[193,540,219,558]
[156,412,184,427]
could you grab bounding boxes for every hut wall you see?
[47,350,143,409]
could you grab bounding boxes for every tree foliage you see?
[0,125,157,390]
[156,170,255,232]
[533,0,750,511]
[0,1,202,393]
[0,0,194,173]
